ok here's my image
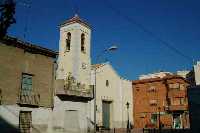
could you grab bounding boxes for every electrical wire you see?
[101,0,193,63]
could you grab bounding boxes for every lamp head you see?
[126,102,130,109]
[107,45,118,51]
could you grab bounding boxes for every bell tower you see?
[56,14,91,85]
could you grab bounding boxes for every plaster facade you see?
[0,105,52,133]
[56,18,91,85]
[53,15,93,133]
[91,63,133,129]
[49,97,93,133]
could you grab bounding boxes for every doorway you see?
[102,101,111,129]
[64,110,80,133]
[173,114,182,129]
[19,111,32,133]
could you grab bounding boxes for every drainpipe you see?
[51,57,57,110]
[158,107,161,133]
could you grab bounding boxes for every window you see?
[106,80,109,87]
[21,74,32,92]
[169,83,180,90]
[81,33,85,53]
[180,84,185,90]
[148,86,156,92]
[149,99,157,106]
[171,97,185,105]
[66,32,71,51]
[180,98,185,105]
[151,114,157,124]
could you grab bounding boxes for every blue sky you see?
[8,0,200,80]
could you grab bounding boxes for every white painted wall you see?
[139,72,173,79]
[54,16,93,133]
[91,63,133,129]
[56,23,91,85]
[194,61,200,85]
[120,78,133,127]
[176,70,190,78]
[0,105,52,133]
[51,96,92,133]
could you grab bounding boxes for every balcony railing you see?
[56,85,94,99]
[168,89,186,98]
[18,90,40,106]
[165,105,188,111]
[55,73,94,100]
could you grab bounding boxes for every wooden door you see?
[19,111,32,133]
[102,101,111,129]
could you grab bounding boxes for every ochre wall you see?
[0,43,55,107]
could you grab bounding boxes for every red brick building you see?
[132,75,190,129]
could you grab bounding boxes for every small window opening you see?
[81,33,85,53]
[106,80,109,87]
[66,32,71,51]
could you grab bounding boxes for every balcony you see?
[165,105,188,111]
[18,90,40,106]
[55,74,94,101]
[168,89,186,98]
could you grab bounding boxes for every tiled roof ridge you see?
[60,14,91,29]
[0,35,58,58]
[132,74,187,84]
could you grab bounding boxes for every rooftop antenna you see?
[74,3,79,15]
[69,0,80,16]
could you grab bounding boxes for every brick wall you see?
[132,76,190,129]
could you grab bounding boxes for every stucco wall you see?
[91,63,133,129]
[56,23,91,85]
[0,105,52,133]
[51,96,92,133]
[0,43,54,107]
[121,78,133,127]
[194,61,200,85]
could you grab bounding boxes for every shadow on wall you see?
[0,115,19,133]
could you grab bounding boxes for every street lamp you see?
[158,107,161,132]
[93,45,118,133]
[126,102,130,133]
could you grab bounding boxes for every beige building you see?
[0,36,57,133]
[176,70,190,79]
[186,61,200,86]
[139,72,173,80]
[91,62,133,130]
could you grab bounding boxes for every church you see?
[0,14,133,133]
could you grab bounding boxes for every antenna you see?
[69,0,80,15]
[74,2,79,15]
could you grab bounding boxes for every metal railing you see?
[18,90,40,106]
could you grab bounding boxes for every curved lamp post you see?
[126,102,130,133]
[93,45,118,133]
